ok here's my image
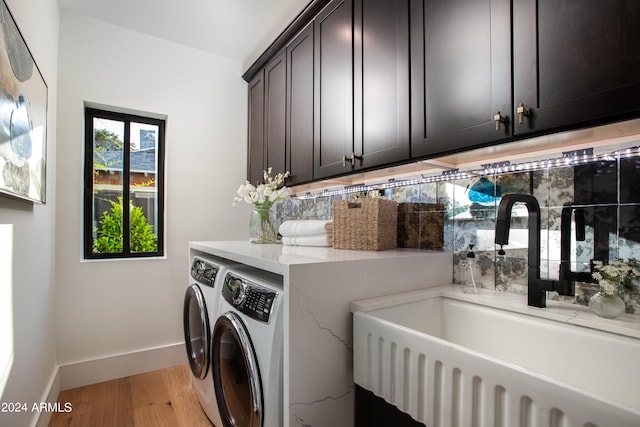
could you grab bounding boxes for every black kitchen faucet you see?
[494,193,573,308]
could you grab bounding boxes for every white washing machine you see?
[183,253,235,423]
[209,267,284,427]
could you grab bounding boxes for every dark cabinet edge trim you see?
[242,0,331,82]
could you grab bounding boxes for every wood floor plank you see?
[54,386,94,427]
[96,378,134,427]
[130,370,177,427]
[49,365,213,427]
[163,365,214,427]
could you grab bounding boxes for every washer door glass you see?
[212,312,263,427]
[183,284,210,380]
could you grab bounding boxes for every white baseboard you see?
[31,342,186,426]
[58,342,187,391]
[33,365,60,427]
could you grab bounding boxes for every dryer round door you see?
[183,284,211,380]
[212,311,263,427]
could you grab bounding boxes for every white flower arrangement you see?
[233,168,291,208]
[592,259,640,296]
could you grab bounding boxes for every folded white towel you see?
[279,220,333,237]
[281,233,333,247]
[281,245,332,260]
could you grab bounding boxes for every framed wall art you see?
[0,0,48,203]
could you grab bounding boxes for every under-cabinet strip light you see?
[293,145,640,200]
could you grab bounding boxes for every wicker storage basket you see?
[397,203,445,249]
[332,199,398,251]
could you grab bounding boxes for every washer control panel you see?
[222,273,278,323]
[190,257,220,287]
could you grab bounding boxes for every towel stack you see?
[278,220,333,247]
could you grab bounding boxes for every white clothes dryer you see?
[183,254,235,423]
[209,267,284,427]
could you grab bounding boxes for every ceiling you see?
[57,0,311,69]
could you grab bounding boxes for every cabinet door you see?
[264,51,287,177]
[286,22,314,185]
[247,70,265,185]
[410,0,511,158]
[513,0,640,135]
[353,0,410,169]
[313,0,354,180]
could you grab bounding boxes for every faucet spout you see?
[495,193,558,308]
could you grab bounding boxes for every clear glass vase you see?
[249,206,278,244]
[588,289,626,319]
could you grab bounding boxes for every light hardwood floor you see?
[49,364,214,427]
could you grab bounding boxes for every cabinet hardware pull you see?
[517,103,530,124]
[494,112,507,131]
[342,153,361,167]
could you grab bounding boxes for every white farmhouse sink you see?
[352,287,640,427]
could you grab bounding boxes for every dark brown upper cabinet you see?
[247,53,287,186]
[410,0,512,158]
[248,40,314,186]
[264,51,287,177]
[286,22,315,185]
[314,0,411,179]
[246,0,640,185]
[313,0,354,179]
[513,0,640,135]
[247,70,265,186]
[353,0,410,170]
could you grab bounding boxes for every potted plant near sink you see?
[590,259,640,318]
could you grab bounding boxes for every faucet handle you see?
[574,209,586,241]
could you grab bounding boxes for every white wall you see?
[55,11,249,384]
[0,0,59,426]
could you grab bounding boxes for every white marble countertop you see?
[190,240,447,275]
[352,284,640,340]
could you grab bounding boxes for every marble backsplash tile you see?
[276,148,640,315]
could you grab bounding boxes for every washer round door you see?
[212,311,263,427]
[183,284,211,380]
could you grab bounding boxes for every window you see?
[83,107,165,259]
